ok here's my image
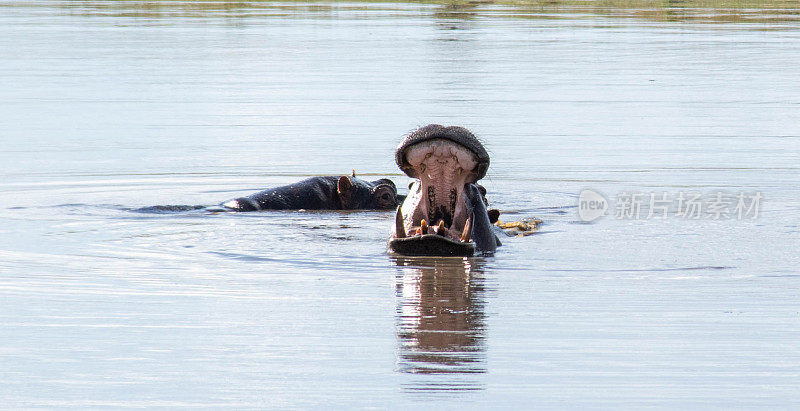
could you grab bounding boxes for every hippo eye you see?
[374,187,395,209]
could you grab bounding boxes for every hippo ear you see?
[337,175,353,208]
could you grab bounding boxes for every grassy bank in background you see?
[3,0,799,24]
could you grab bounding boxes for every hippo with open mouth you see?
[389,125,501,257]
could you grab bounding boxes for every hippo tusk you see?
[395,206,406,238]
[461,212,474,242]
[420,219,428,235]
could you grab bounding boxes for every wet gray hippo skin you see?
[221,175,402,212]
[389,124,501,257]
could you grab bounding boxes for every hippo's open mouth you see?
[389,125,494,257]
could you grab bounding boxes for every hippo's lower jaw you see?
[389,125,498,257]
[388,234,475,257]
[388,205,477,257]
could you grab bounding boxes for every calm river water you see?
[1,1,799,408]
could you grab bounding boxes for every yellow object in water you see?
[495,217,543,237]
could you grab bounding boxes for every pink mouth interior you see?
[397,139,480,241]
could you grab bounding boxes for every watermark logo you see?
[578,189,762,221]
[578,189,608,222]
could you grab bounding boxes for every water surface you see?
[1,1,799,407]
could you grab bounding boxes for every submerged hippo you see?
[221,173,402,211]
[389,125,501,257]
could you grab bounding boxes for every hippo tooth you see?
[395,206,406,239]
[461,212,474,242]
[436,220,446,236]
[420,219,428,235]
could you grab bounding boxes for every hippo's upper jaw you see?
[389,125,498,257]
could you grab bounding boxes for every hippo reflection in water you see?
[395,256,488,380]
[389,125,501,257]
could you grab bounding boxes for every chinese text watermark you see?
[578,189,762,222]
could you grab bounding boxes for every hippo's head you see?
[339,175,402,211]
[389,125,494,257]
